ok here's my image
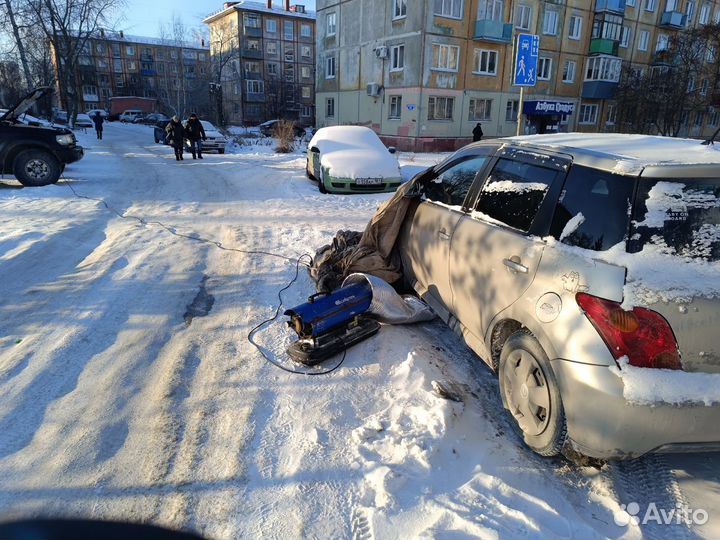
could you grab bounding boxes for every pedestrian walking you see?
[165,116,185,161]
[184,113,207,159]
[92,112,104,140]
[472,122,484,142]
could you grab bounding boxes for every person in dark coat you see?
[165,116,185,161]
[92,112,104,140]
[184,113,207,159]
[472,122,484,142]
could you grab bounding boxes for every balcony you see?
[473,20,513,43]
[595,0,625,13]
[590,38,619,56]
[243,26,262,37]
[660,10,685,28]
[582,81,618,99]
[245,92,265,103]
[242,48,263,59]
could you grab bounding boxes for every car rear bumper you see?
[325,177,402,194]
[552,359,720,459]
[57,146,84,165]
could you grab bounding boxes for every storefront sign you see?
[523,100,575,116]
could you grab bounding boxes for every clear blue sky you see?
[121,0,317,38]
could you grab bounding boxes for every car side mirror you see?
[310,146,320,153]
[388,146,397,154]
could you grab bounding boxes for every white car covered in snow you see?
[306,126,401,194]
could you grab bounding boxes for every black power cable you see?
[56,178,348,375]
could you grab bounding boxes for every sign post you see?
[513,33,539,136]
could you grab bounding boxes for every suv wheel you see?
[13,150,61,186]
[499,330,567,456]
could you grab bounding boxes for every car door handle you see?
[503,257,528,274]
[438,228,451,240]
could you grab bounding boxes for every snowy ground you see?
[0,122,718,539]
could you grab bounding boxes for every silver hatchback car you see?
[399,134,720,460]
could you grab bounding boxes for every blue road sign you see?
[513,33,539,87]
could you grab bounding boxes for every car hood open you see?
[0,86,53,122]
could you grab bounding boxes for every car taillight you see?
[576,293,682,370]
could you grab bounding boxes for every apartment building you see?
[65,30,210,114]
[204,0,316,125]
[316,0,720,151]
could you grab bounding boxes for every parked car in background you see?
[398,133,720,461]
[306,126,401,194]
[259,119,305,138]
[52,110,68,124]
[140,113,170,126]
[119,110,143,123]
[74,113,94,129]
[183,120,227,154]
[1,87,84,186]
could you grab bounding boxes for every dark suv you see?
[0,87,84,186]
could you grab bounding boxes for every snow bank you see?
[609,357,720,406]
[309,126,401,180]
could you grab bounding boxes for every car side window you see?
[424,157,489,207]
[475,158,558,232]
[549,166,635,251]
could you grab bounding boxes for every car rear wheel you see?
[499,330,566,457]
[13,150,61,186]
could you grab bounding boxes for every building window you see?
[112,43,120,57]
[301,45,312,58]
[709,108,719,126]
[700,3,711,24]
[473,49,498,75]
[326,97,335,117]
[326,12,337,36]
[284,45,295,61]
[284,63,295,81]
[246,80,264,93]
[302,86,311,99]
[620,26,631,48]
[687,78,696,92]
[707,46,716,62]
[469,98,492,121]
[301,24,312,38]
[244,13,260,28]
[694,111,704,127]
[389,95,402,119]
[562,60,576,83]
[686,1,696,24]
[326,56,336,78]
[96,43,105,54]
[245,61,260,73]
[126,46,134,56]
[390,44,405,71]
[592,13,623,41]
[301,105,312,117]
[579,103,598,124]
[543,10,558,35]
[393,0,407,19]
[247,39,260,50]
[626,0,635,5]
[656,33,669,52]
[113,59,122,72]
[428,96,454,120]
[505,99,519,121]
[267,41,277,54]
[284,20,294,40]
[606,103,617,125]
[433,0,463,19]
[638,30,649,51]
[644,0,656,11]
[585,55,621,82]
[538,57,551,80]
[266,19,277,33]
[267,62,278,76]
[301,65,311,78]
[431,43,460,71]
[478,0,503,20]
[568,15,582,40]
[515,4,532,30]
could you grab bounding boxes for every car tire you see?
[13,149,62,186]
[498,330,567,457]
[318,169,328,194]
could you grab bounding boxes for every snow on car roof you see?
[509,133,720,175]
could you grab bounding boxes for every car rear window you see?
[629,179,720,261]
[549,166,635,251]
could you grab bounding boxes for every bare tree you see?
[0,0,34,90]
[208,16,239,126]
[24,0,123,125]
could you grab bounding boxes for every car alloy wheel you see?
[24,158,51,182]
[500,348,551,436]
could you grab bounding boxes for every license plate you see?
[355,177,382,185]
